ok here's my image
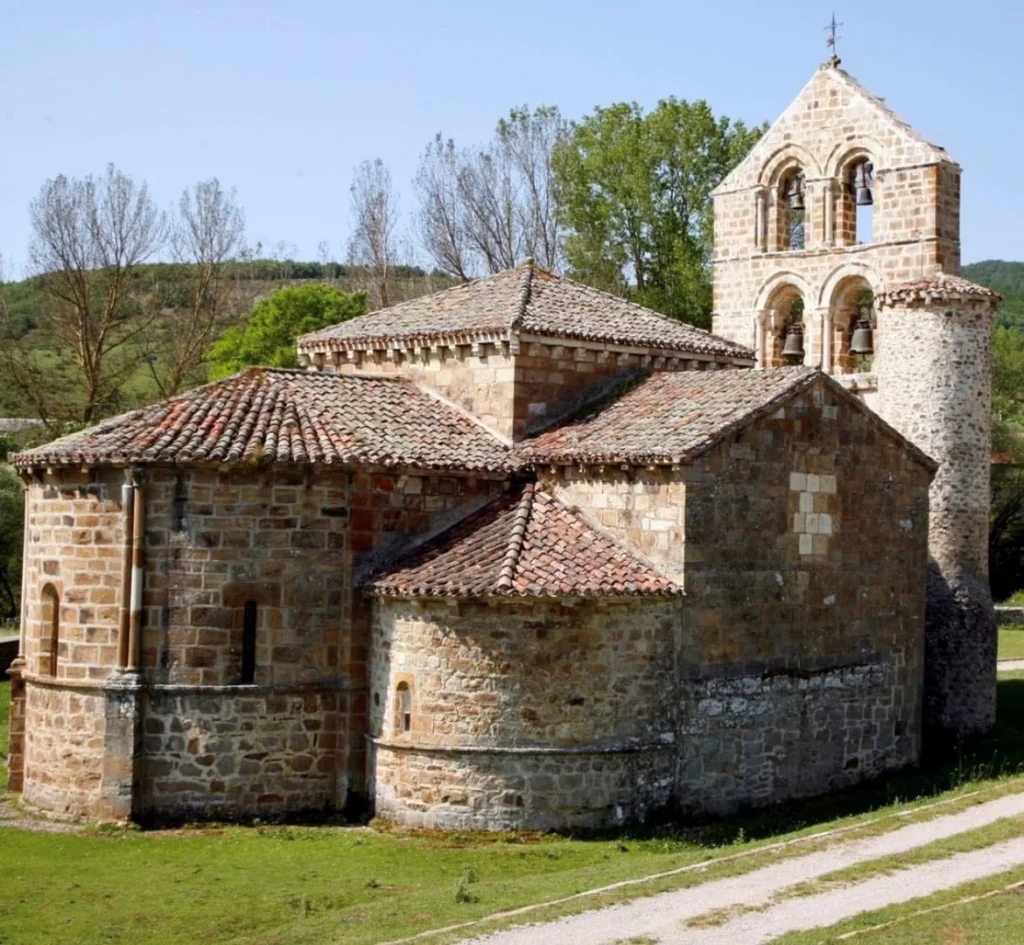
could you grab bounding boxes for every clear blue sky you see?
[2,0,1020,278]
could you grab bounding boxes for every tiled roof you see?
[879,273,1002,305]
[12,368,514,472]
[298,263,754,361]
[368,482,680,598]
[520,367,822,465]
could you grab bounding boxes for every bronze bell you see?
[781,324,805,359]
[854,162,874,206]
[849,319,874,355]
[786,175,805,211]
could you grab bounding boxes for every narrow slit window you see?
[396,682,412,734]
[42,585,59,677]
[241,600,257,685]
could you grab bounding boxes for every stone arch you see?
[758,143,823,187]
[823,139,887,179]
[755,274,811,368]
[825,142,883,247]
[821,266,882,375]
[759,145,821,254]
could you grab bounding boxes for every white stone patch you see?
[824,594,836,606]
[790,470,837,556]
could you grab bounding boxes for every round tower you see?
[875,274,1001,736]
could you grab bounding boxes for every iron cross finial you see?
[825,14,843,65]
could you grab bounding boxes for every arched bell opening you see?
[776,169,807,252]
[762,285,807,367]
[837,156,875,246]
[829,277,876,375]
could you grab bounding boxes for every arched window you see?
[779,169,806,251]
[837,158,875,246]
[826,277,876,376]
[849,159,874,245]
[240,600,257,685]
[41,584,59,677]
[761,285,807,368]
[395,682,412,735]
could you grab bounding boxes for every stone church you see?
[5,59,1000,830]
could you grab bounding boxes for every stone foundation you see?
[140,686,344,820]
[677,658,920,816]
[371,742,674,831]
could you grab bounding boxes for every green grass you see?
[1000,625,1024,661]
[1004,590,1024,606]
[774,865,1024,943]
[5,679,1024,944]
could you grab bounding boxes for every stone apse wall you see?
[13,463,509,821]
[369,596,680,831]
[368,379,931,829]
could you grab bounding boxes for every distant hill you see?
[963,261,1024,331]
[0,261,457,419]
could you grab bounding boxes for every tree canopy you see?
[553,98,765,328]
[0,465,24,622]
[207,283,366,377]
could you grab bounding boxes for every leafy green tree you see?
[993,326,1024,463]
[0,466,24,622]
[554,98,765,327]
[207,283,366,377]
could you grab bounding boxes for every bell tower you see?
[711,60,999,736]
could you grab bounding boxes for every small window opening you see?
[241,600,257,685]
[395,682,412,734]
[42,585,59,677]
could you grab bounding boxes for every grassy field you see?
[1000,625,1024,661]
[3,679,1024,945]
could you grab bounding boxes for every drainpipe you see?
[117,480,136,669]
[17,473,31,661]
[126,473,146,672]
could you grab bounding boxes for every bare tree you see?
[414,106,566,278]
[2,164,166,426]
[414,135,470,280]
[347,159,401,309]
[141,179,245,397]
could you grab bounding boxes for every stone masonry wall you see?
[550,469,687,580]
[139,464,507,812]
[875,298,996,734]
[328,347,518,441]
[369,596,679,830]
[20,470,126,681]
[141,687,341,818]
[678,379,930,812]
[324,342,743,442]
[21,682,106,818]
[711,64,961,371]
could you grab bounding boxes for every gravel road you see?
[463,791,1024,945]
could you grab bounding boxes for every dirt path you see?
[463,791,1024,945]
[660,837,1024,944]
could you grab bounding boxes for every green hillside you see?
[0,262,454,420]
[963,261,1024,331]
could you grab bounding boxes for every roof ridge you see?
[495,482,535,591]
[509,257,533,333]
